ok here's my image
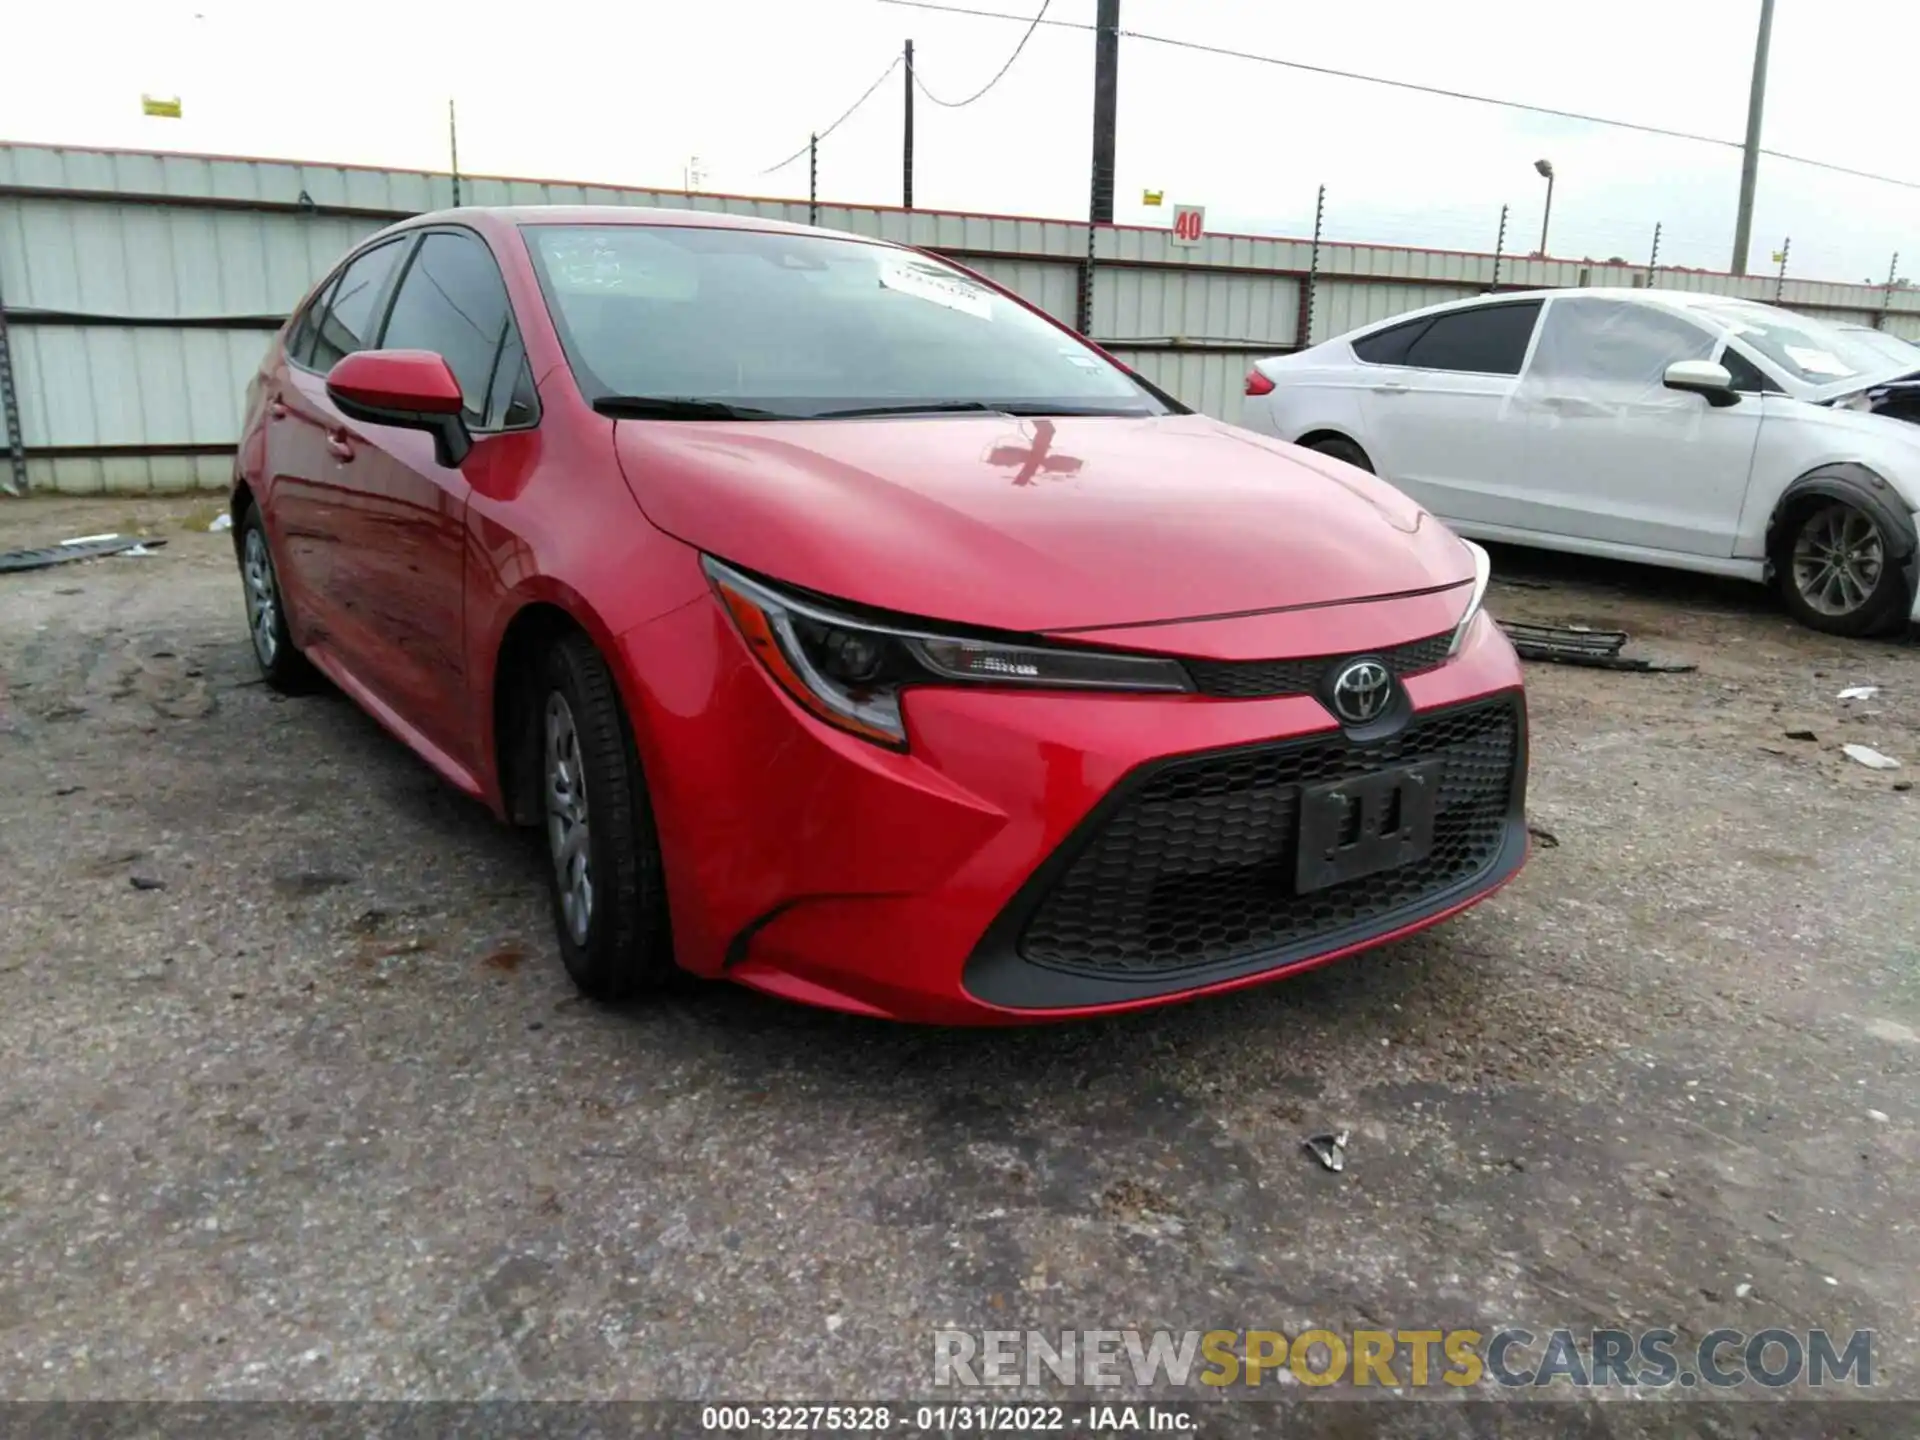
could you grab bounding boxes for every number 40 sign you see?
[1170,204,1206,247]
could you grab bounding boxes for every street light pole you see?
[1730,0,1776,275]
[1534,158,1554,256]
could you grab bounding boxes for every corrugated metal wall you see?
[6,141,1920,492]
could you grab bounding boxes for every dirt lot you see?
[2,495,1917,1423]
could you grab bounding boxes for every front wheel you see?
[1777,499,1911,637]
[538,633,678,1000]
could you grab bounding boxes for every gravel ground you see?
[1,495,1917,1423]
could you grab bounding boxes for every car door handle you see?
[1371,382,1410,394]
[325,431,356,462]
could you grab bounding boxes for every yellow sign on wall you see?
[141,95,183,118]
[1142,189,1164,207]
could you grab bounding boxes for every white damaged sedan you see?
[1242,288,1920,636]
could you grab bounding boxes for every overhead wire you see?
[757,54,904,176]
[875,0,1920,193]
[913,0,1052,107]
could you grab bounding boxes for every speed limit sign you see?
[1170,204,1206,247]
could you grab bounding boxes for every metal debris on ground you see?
[1843,744,1902,771]
[1837,686,1880,701]
[1785,729,1818,742]
[1303,1130,1349,1173]
[1495,620,1696,673]
[0,535,168,574]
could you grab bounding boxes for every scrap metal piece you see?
[1303,1130,1349,1173]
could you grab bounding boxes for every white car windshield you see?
[1838,326,1920,371]
[1694,302,1908,389]
[522,223,1168,420]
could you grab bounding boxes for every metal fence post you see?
[1774,237,1790,303]
[1294,184,1325,351]
[1645,222,1662,289]
[0,264,26,497]
[1878,252,1899,330]
[1489,204,1509,292]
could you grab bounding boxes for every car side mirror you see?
[326,350,473,467]
[1663,359,1740,408]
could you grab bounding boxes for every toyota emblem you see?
[1330,658,1393,725]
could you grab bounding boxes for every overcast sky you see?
[5,0,1917,284]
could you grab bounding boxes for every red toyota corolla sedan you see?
[231,205,1528,1024]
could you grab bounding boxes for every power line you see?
[876,0,1920,193]
[914,0,1052,107]
[758,55,903,176]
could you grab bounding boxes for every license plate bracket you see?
[1294,760,1442,894]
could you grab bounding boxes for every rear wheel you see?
[1777,499,1910,637]
[237,504,316,692]
[538,632,677,999]
[1302,435,1375,474]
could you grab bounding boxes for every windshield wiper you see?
[808,401,1152,420]
[592,395,788,421]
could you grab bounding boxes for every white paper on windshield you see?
[878,260,994,319]
[1784,345,1857,378]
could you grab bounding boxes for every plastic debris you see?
[61,532,122,546]
[0,535,148,573]
[1303,1130,1349,1173]
[1843,744,1901,771]
[1837,686,1880,701]
[1866,1109,1890,1123]
[1496,620,1696,673]
[1734,1282,1753,1299]
[208,512,234,533]
[1785,728,1818,742]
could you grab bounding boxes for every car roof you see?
[396,203,886,248]
[1341,285,1787,340]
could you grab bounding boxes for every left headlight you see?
[703,556,1193,748]
[1447,539,1493,656]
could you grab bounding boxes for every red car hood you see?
[612,412,1473,633]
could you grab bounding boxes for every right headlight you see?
[703,556,1194,749]
[1447,539,1493,656]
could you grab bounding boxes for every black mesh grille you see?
[1185,631,1455,700]
[1017,698,1520,977]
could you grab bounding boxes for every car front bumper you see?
[621,599,1529,1025]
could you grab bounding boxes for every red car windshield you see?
[522,223,1168,420]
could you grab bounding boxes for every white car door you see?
[1511,296,1763,556]
[1353,300,1541,521]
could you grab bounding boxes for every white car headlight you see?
[1447,539,1493,656]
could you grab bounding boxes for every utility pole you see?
[1078,0,1120,334]
[448,98,461,207]
[903,39,915,210]
[1730,0,1775,275]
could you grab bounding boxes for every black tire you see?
[237,503,318,693]
[1774,498,1911,638]
[537,631,678,1000]
[1303,435,1375,474]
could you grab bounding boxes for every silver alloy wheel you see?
[1791,502,1885,617]
[242,526,280,667]
[544,692,593,945]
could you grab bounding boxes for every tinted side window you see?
[379,231,521,427]
[1721,346,1780,394]
[1351,317,1432,366]
[284,273,338,368]
[1402,302,1542,375]
[309,240,407,372]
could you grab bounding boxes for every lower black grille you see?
[1186,630,1454,700]
[1016,698,1521,978]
